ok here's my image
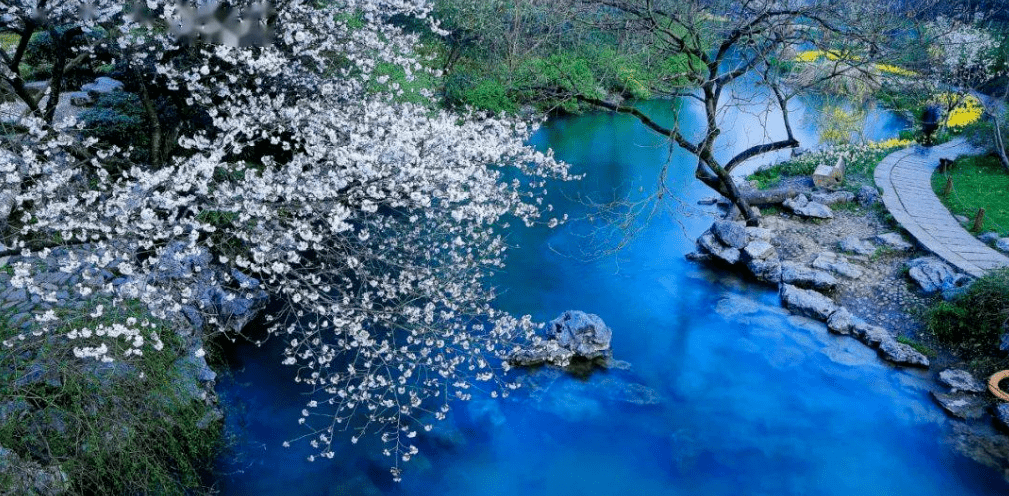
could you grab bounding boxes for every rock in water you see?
[939,369,985,393]
[712,220,747,249]
[779,284,837,321]
[933,391,986,420]
[550,311,612,361]
[877,339,929,368]
[509,311,613,368]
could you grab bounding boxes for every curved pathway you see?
[874,138,1009,278]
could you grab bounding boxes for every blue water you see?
[214,98,1009,495]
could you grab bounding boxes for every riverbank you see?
[690,146,1009,481]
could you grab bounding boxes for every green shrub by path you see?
[0,298,223,495]
[931,154,1009,236]
[926,267,1009,358]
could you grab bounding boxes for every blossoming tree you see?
[0,0,568,479]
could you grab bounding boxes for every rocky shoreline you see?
[688,185,1009,480]
[0,242,266,494]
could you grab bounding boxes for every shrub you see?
[79,91,151,164]
[927,267,1009,353]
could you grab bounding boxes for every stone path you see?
[875,138,1009,278]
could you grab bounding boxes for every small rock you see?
[839,235,876,256]
[979,232,1000,244]
[746,257,782,284]
[697,197,720,206]
[713,221,747,249]
[997,238,1009,253]
[745,226,773,242]
[812,252,864,279]
[851,321,891,348]
[954,214,970,224]
[743,240,776,261]
[826,307,856,335]
[509,311,613,368]
[856,185,880,206]
[784,194,833,219]
[877,339,929,368]
[780,284,837,321]
[784,193,809,209]
[780,261,838,291]
[685,250,712,263]
[933,391,986,420]
[810,191,856,206]
[939,369,985,393]
[875,232,914,251]
[907,257,959,294]
[697,233,741,265]
[81,76,124,95]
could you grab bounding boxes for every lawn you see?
[932,154,1009,235]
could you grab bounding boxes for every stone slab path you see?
[875,138,1009,278]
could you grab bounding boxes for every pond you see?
[214,95,1009,495]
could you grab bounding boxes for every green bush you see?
[927,267,1009,353]
[79,91,151,164]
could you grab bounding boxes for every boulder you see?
[812,252,864,279]
[907,257,960,294]
[780,284,837,321]
[743,240,776,261]
[979,232,1001,244]
[933,391,986,420]
[851,321,891,348]
[812,157,845,190]
[712,221,747,249]
[509,311,613,368]
[877,339,929,368]
[810,191,856,206]
[826,307,856,335]
[939,369,985,393]
[780,261,838,291]
[875,232,914,251]
[839,235,876,256]
[81,76,124,96]
[997,238,1009,253]
[697,233,741,265]
[783,193,809,209]
[784,194,833,219]
[856,185,880,207]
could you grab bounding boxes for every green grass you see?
[931,154,1009,235]
[748,143,900,190]
[896,335,937,357]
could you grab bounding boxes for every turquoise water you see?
[215,98,1009,495]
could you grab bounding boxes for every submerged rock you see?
[939,369,985,393]
[933,391,986,420]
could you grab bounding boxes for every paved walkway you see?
[874,138,1009,278]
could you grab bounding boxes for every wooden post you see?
[972,207,986,232]
[943,176,953,197]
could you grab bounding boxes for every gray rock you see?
[67,91,92,106]
[997,403,1009,431]
[175,352,217,384]
[839,235,876,256]
[997,238,1009,253]
[939,369,985,393]
[196,407,224,430]
[745,226,773,242]
[979,231,1001,244]
[510,311,613,368]
[780,284,837,321]
[780,261,838,291]
[685,250,712,263]
[812,252,864,279]
[697,233,741,265]
[784,194,834,219]
[907,257,959,293]
[851,321,891,348]
[933,391,986,420]
[856,185,880,206]
[810,191,856,206]
[877,339,929,368]
[81,76,124,95]
[746,257,782,284]
[826,307,856,334]
[784,193,809,209]
[954,214,970,224]
[697,197,720,206]
[713,221,747,249]
[875,232,914,251]
[743,240,776,261]
[0,446,70,496]
[14,362,61,389]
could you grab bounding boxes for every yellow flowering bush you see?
[938,93,984,129]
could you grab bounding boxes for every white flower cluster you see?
[0,0,570,478]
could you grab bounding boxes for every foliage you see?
[931,154,1009,235]
[896,335,937,358]
[0,298,222,495]
[79,91,152,164]
[927,267,1009,354]
[749,139,912,189]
